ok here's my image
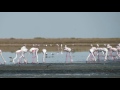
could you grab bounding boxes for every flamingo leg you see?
[90,53,93,61]
[91,52,96,62]
[104,51,108,61]
[22,53,27,64]
[98,51,100,61]
[35,51,39,63]
[18,54,23,64]
[32,53,36,63]
[66,52,68,63]
[69,52,73,63]
[42,53,46,63]
[111,51,114,60]
[86,53,91,63]
[0,53,6,64]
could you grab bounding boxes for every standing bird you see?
[61,44,63,54]
[56,44,60,54]
[96,44,108,61]
[0,50,6,64]
[107,44,120,60]
[116,46,120,55]
[21,45,28,63]
[118,43,120,46]
[29,44,39,63]
[64,45,73,63]
[86,44,97,63]
[116,43,120,55]
[42,49,47,63]
[11,45,28,64]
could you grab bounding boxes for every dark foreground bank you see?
[0,61,120,78]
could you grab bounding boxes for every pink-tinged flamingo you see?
[42,49,47,63]
[107,44,120,60]
[0,50,6,64]
[116,44,120,55]
[11,45,28,64]
[86,44,97,63]
[116,46,120,55]
[64,45,73,63]
[29,44,39,63]
[96,44,108,61]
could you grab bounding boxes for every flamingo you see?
[56,44,60,54]
[116,43,120,54]
[42,49,47,63]
[0,50,6,64]
[118,43,120,46]
[106,44,120,60]
[64,45,73,63]
[86,44,97,63]
[20,45,28,63]
[96,44,108,61]
[11,49,23,64]
[116,46,120,55]
[11,45,28,64]
[29,44,39,63]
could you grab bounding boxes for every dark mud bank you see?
[0,63,120,78]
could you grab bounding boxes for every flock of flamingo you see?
[86,43,120,63]
[0,44,73,64]
[0,43,120,64]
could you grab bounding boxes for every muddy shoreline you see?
[0,62,120,78]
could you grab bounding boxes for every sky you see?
[0,12,120,39]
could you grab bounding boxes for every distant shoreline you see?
[0,38,120,52]
[0,38,120,44]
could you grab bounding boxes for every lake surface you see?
[1,51,119,65]
[1,51,89,64]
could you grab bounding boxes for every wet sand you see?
[0,60,120,78]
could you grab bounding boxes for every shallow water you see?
[0,51,119,64]
[1,51,88,64]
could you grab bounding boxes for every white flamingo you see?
[96,44,108,61]
[29,44,39,63]
[42,49,47,63]
[116,43,120,55]
[21,45,28,63]
[0,50,6,64]
[11,45,28,64]
[64,45,73,63]
[86,44,97,62]
[56,44,60,54]
[11,49,23,64]
[118,43,120,46]
[116,43,120,52]
[107,44,120,60]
